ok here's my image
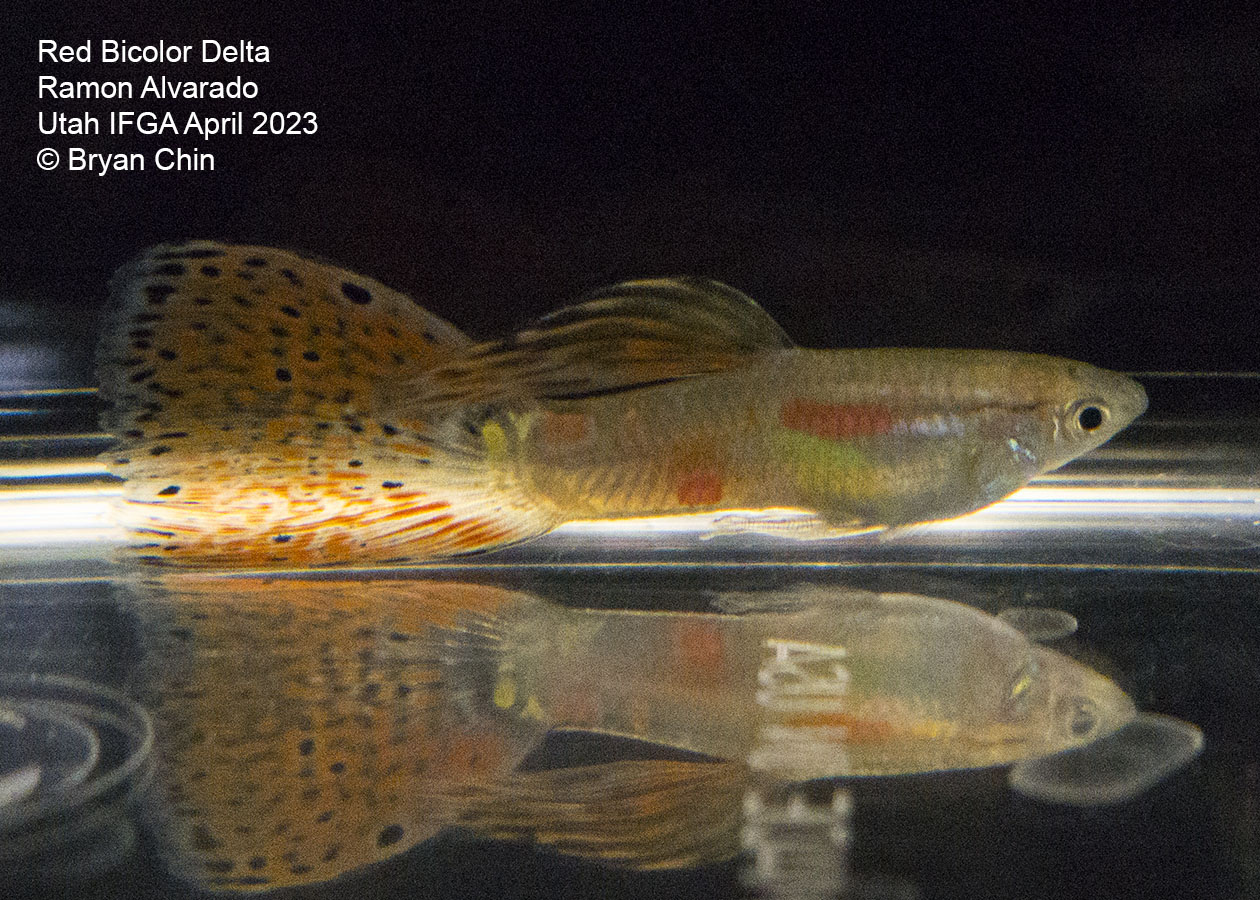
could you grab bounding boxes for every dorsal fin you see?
[98,242,556,567]
[395,277,794,414]
[458,758,746,869]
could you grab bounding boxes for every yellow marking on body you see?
[493,677,517,709]
[483,421,508,458]
[522,696,545,720]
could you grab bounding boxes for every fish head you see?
[1037,360,1148,471]
[966,358,1146,509]
[987,643,1137,760]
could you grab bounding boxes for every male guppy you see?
[99,242,1147,566]
[130,579,1173,890]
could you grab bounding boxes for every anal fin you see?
[703,510,885,542]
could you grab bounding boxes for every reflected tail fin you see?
[124,576,552,891]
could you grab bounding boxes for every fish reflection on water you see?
[99,242,1145,568]
[119,578,1200,892]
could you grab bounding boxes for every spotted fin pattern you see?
[99,242,557,567]
[125,577,549,891]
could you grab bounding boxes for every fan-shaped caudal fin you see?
[126,576,551,891]
[99,242,557,567]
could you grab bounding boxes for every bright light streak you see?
[0,487,123,545]
[1,468,1256,550]
[555,482,1260,538]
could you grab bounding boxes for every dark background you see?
[4,3,1258,388]
[2,5,1258,899]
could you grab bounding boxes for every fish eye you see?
[1062,696,1098,737]
[1068,400,1108,434]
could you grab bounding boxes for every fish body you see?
[513,589,1136,779]
[510,347,1146,528]
[99,243,1146,566]
[130,579,1186,890]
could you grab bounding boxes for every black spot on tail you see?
[157,485,180,496]
[377,825,404,848]
[244,256,268,267]
[341,282,372,304]
[151,263,186,277]
[275,368,292,382]
[145,284,177,304]
[191,825,222,851]
[200,265,221,277]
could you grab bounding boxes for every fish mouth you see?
[1106,372,1149,431]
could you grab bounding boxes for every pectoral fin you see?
[1009,713,1204,806]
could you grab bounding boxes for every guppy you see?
[127,579,1200,890]
[99,242,1148,566]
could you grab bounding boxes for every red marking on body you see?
[778,398,895,440]
[779,710,897,742]
[539,411,592,446]
[676,469,723,506]
[672,621,728,674]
